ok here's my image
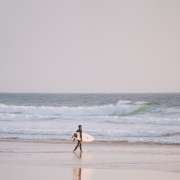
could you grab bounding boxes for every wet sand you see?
[0,140,180,180]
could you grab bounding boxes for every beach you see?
[0,140,180,180]
[0,93,180,179]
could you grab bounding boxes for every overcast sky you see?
[0,0,180,93]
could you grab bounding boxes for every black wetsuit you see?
[73,127,82,152]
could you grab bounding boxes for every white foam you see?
[0,101,149,119]
[1,100,180,144]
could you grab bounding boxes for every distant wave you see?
[161,132,180,137]
[0,100,154,120]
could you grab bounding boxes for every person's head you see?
[78,124,82,129]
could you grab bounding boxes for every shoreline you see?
[1,138,180,146]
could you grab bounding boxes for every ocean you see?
[0,93,180,144]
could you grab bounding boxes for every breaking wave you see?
[0,100,153,120]
[0,99,180,144]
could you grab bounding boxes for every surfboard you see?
[72,132,95,142]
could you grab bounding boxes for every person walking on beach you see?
[73,125,82,152]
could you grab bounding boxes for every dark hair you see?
[78,124,82,128]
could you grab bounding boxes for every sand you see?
[0,140,180,180]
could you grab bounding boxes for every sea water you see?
[0,93,180,144]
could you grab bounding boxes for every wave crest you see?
[0,100,152,120]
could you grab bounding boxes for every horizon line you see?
[0,91,179,94]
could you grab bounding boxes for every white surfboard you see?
[72,132,95,142]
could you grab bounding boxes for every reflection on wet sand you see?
[73,167,92,180]
[73,151,92,180]
[73,151,82,180]
[73,168,82,180]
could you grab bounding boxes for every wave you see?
[1,129,179,138]
[1,128,180,145]
[0,100,153,120]
[161,132,180,137]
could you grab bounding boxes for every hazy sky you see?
[0,0,180,93]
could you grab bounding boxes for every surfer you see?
[73,125,82,152]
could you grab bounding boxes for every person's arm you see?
[72,133,77,141]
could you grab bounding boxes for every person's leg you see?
[79,142,82,152]
[73,141,80,152]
